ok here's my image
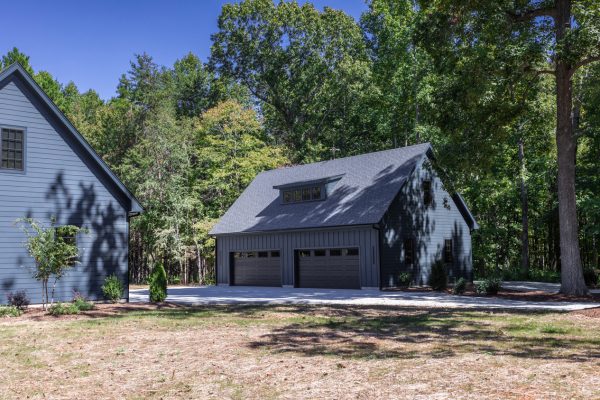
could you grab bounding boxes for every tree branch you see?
[534,69,556,76]
[507,7,556,22]
[572,55,600,72]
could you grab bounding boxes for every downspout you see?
[214,236,218,286]
[372,223,382,290]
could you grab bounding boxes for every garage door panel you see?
[232,253,281,286]
[297,249,360,289]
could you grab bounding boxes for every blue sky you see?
[3,1,367,100]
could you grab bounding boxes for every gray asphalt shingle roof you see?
[210,143,433,235]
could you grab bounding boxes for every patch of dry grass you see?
[1,304,599,399]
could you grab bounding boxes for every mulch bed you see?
[0,302,185,323]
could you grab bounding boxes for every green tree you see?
[17,218,86,310]
[210,0,374,162]
[194,100,289,216]
[417,0,599,295]
[361,0,436,147]
[1,47,33,74]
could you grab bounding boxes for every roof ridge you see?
[263,142,431,174]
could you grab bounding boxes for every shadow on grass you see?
[243,306,600,361]
[26,303,600,362]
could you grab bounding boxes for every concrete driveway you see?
[129,285,599,311]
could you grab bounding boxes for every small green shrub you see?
[48,302,80,316]
[73,298,94,311]
[475,277,502,295]
[102,274,124,303]
[452,277,467,295]
[7,290,30,310]
[428,260,447,291]
[149,263,168,303]
[72,292,94,311]
[397,272,412,287]
[0,305,22,317]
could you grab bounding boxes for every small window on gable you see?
[1,128,24,171]
[404,239,415,265]
[423,180,432,207]
[444,239,453,264]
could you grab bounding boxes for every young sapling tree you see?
[17,218,87,310]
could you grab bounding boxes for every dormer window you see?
[282,185,323,204]
[275,174,343,205]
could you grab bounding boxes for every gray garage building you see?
[210,143,478,289]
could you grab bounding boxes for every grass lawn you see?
[1,304,599,399]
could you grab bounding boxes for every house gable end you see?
[0,64,142,214]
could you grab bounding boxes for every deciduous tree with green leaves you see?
[210,0,376,162]
[417,0,600,295]
[17,218,86,310]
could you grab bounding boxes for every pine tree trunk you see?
[555,0,587,295]
[518,138,529,276]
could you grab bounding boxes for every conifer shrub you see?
[149,263,168,303]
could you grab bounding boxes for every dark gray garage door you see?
[296,248,360,289]
[231,251,281,286]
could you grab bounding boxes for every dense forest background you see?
[3,0,599,285]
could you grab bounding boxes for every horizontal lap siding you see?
[381,161,473,287]
[0,81,129,304]
[216,226,379,288]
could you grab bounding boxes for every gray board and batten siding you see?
[217,226,380,289]
[380,158,475,287]
[0,63,142,304]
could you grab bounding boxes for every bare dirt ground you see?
[1,303,599,400]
